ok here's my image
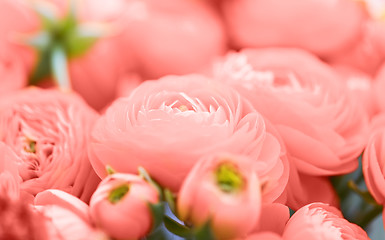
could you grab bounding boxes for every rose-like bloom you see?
[118,0,226,79]
[282,203,370,240]
[0,88,100,202]
[0,42,28,96]
[362,129,385,204]
[375,62,385,113]
[251,203,289,235]
[327,20,385,76]
[177,153,261,239]
[89,75,288,195]
[35,189,108,240]
[238,232,282,240]
[9,0,134,111]
[89,173,159,240]
[0,195,48,240]
[0,142,22,200]
[333,65,377,117]
[214,49,369,176]
[220,0,366,56]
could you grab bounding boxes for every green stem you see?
[51,45,71,90]
[355,205,383,229]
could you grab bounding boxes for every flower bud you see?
[90,173,159,240]
[177,153,261,240]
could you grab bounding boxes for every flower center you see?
[215,162,244,193]
[108,184,130,204]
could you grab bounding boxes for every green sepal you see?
[164,188,176,214]
[64,28,100,58]
[105,165,116,175]
[148,202,166,232]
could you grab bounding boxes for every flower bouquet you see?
[1,0,385,239]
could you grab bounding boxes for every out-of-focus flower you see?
[362,129,385,204]
[118,0,227,79]
[35,189,108,240]
[0,42,28,96]
[0,142,21,200]
[374,62,385,113]
[0,88,100,202]
[285,166,339,211]
[238,232,283,240]
[251,203,289,235]
[214,48,369,176]
[282,203,370,239]
[89,75,288,195]
[327,20,385,76]
[89,173,159,240]
[177,153,261,240]
[0,194,48,240]
[333,65,377,117]
[10,0,135,111]
[220,0,366,56]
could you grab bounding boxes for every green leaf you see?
[163,216,192,238]
[148,202,165,231]
[193,220,216,240]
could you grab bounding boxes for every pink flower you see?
[35,189,108,240]
[0,195,48,240]
[282,203,369,240]
[214,48,369,176]
[251,203,289,235]
[89,75,288,195]
[0,42,28,96]
[362,129,385,204]
[333,65,377,117]
[374,62,385,113]
[240,232,282,240]
[177,153,262,239]
[327,20,385,76]
[0,88,100,202]
[0,142,21,200]
[89,173,159,240]
[118,0,227,79]
[220,0,366,56]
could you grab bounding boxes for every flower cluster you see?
[0,0,385,239]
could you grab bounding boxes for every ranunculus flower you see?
[10,0,134,111]
[327,20,385,76]
[0,142,21,200]
[282,203,370,240]
[118,0,227,79]
[177,153,261,240]
[0,88,100,202]
[89,173,159,240]
[374,62,385,113]
[251,203,289,235]
[220,0,366,56]
[89,75,288,194]
[239,232,282,240]
[0,41,28,96]
[35,189,108,240]
[0,194,49,240]
[214,49,369,176]
[362,129,385,204]
[333,65,377,117]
